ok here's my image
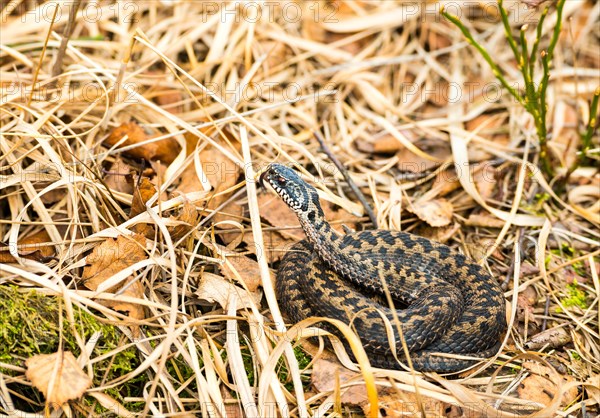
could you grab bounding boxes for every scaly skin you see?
[261,163,506,372]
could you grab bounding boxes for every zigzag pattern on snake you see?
[260,163,507,372]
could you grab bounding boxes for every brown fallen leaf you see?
[219,253,269,293]
[520,262,540,277]
[312,359,448,417]
[396,138,451,173]
[464,213,506,228]
[516,285,539,328]
[25,351,92,408]
[168,200,199,242]
[154,88,184,114]
[257,190,360,240]
[82,234,146,292]
[474,164,497,201]
[130,177,157,236]
[104,157,134,194]
[219,228,295,264]
[81,234,147,321]
[517,362,578,408]
[0,230,55,263]
[105,121,180,163]
[407,198,453,227]
[311,359,369,406]
[362,388,447,418]
[130,177,157,218]
[417,222,461,244]
[466,113,509,147]
[321,200,362,234]
[196,272,260,310]
[38,183,66,205]
[431,167,462,197]
[103,281,146,321]
[465,237,504,262]
[584,375,600,405]
[177,130,244,224]
[356,131,415,154]
[257,192,305,240]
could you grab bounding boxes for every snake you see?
[260,163,507,372]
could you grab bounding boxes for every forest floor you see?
[0,1,598,417]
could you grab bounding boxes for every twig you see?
[541,295,551,332]
[27,4,59,106]
[50,0,83,84]
[314,130,378,228]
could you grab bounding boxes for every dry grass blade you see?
[0,1,598,416]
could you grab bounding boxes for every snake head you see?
[260,163,320,217]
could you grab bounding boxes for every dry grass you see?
[0,1,598,417]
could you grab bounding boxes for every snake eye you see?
[276,175,286,184]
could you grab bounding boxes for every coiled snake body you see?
[261,163,507,372]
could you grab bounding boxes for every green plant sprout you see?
[567,87,600,178]
[441,0,566,177]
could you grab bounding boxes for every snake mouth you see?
[258,168,271,189]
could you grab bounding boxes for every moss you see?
[277,345,312,392]
[0,285,147,414]
[557,281,588,312]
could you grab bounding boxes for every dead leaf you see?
[466,113,509,147]
[362,388,447,418]
[517,362,578,408]
[474,164,497,201]
[81,234,147,322]
[321,200,361,234]
[105,121,180,163]
[407,198,453,227]
[465,214,506,228]
[525,327,572,351]
[257,192,305,240]
[219,228,295,264]
[312,359,448,417]
[585,375,600,405]
[520,262,540,277]
[103,280,146,321]
[396,138,451,173]
[220,386,245,418]
[168,200,199,242]
[38,183,65,205]
[130,177,157,236]
[428,30,452,51]
[431,167,462,197]
[311,359,369,406]
[356,131,416,154]
[257,190,360,240]
[25,351,92,408]
[130,177,157,218]
[177,130,243,224]
[219,254,267,293]
[82,234,146,292]
[465,237,504,262]
[154,88,183,114]
[104,157,133,194]
[417,222,460,244]
[0,230,54,263]
[516,285,539,327]
[196,272,260,310]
